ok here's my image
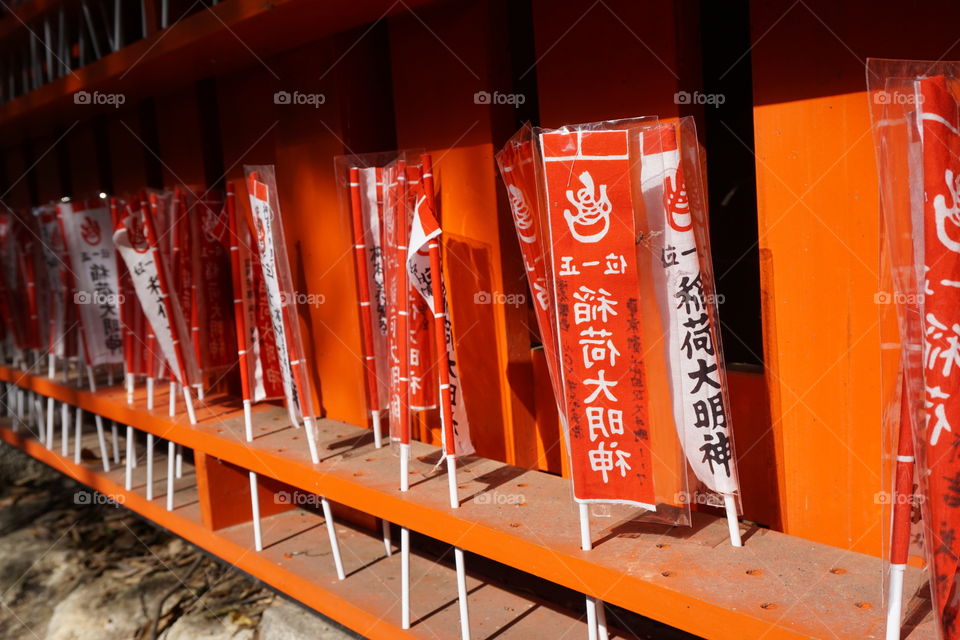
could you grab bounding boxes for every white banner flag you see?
[58,201,123,366]
[641,126,737,496]
[247,173,306,427]
[113,213,199,386]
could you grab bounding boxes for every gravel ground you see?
[0,443,359,640]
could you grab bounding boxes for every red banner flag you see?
[357,166,390,411]
[918,74,960,637]
[35,205,70,358]
[191,193,236,371]
[497,129,560,396]
[541,127,655,507]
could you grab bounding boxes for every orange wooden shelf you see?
[0,0,432,137]
[0,419,599,639]
[0,365,938,640]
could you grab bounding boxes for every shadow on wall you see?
[445,236,506,463]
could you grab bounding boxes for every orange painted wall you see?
[65,122,104,200]
[388,0,538,467]
[750,0,960,555]
[155,89,207,188]
[105,107,150,197]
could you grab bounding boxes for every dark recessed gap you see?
[699,0,763,367]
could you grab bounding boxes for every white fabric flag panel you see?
[114,211,199,386]
[640,123,739,497]
[58,200,123,367]
[358,166,391,411]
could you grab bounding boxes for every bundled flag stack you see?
[339,151,473,638]
[497,117,743,640]
[0,171,349,579]
[233,166,344,575]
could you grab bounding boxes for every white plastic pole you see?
[166,440,175,510]
[886,563,906,640]
[125,372,134,405]
[43,18,52,83]
[579,503,591,550]
[146,377,154,410]
[401,526,410,630]
[129,426,137,467]
[303,415,320,464]
[73,406,82,463]
[445,455,470,639]
[183,386,197,425]
[454,547,471,640]
[597,602,609,640]
[168,381,177,417]
[81,1,102,59]
[175,444,183,478]
[249,471,262,551]
[28,387,35,430]
[146,434,154,500]
[10,389,18,432]
[400,441,411,629]
[723,493,743,547]
[321,497,346,580]
[38,395,46,438]
[446,455,459,509]
[87,365,111,472]
[243,407,263,553]
[382,520,392,556]
[112,0,121,52]
[243,400,253,441]
[579,503,604,640]
[36,397,45,445]
[124,426,134,490]
[57,8,66,76]
[111,422,120,464]
[400,443,410,492]
[585,597,599,640]
[372,410,383,448]
[46,355,55,447]
[94,415,110,472]
[60,402,69,457]
[43,17,53,83]
[46,397,55,448]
